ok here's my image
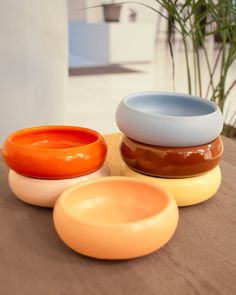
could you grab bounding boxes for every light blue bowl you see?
[116,92,223,147]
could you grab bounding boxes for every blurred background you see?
[0,0,236,145]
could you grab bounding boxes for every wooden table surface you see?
[0,133,236,295]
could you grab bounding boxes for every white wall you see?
[0,0,68,146]
[68,0,86,21]
[68,0,160,24]
[69,22,155,66]
[68,0,170,38]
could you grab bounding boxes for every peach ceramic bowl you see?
[122,165,221,206]
[2,126,107,179]
[8,164,110,208]
[120,136,223,178]
[53,177,179,260]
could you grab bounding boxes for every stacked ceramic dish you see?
[2,125,179,260]
[116,92,224,206]
[2,125,108,207]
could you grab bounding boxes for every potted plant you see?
[102,0,122,22]
[129,0,236,138]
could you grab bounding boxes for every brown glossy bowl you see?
[120,136,223,178]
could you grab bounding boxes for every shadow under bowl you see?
[121,165,221,207]
[116,92,223,147]
[2,125,107,179]
[120,135,223,178]
[53,176,178,260]
[8,164,110,208]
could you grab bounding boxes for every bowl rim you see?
[122,91,220,120]
[54,176,176,227]
[5,125,105,152]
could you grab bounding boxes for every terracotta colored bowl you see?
[8,164,110,208]
[120,135,223,178]
[53,177,179,260]
[2,126,107,179]
[122,165,221,207]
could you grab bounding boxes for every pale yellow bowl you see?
[122,165,221,206]
[8,164,110,207]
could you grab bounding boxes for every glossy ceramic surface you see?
[122,165,221,206]
[2,126,107,179]
[53,176,179,260]
[116,92,223,147]
[8,164,110,208]
[120,136,223,178]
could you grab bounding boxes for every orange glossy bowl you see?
[2,126,107,179]
[53,176,179,260]
[120,136,223,178]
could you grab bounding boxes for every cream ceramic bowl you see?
[8,164,110,207]
[53,176,179,260]
[122,165,221,206]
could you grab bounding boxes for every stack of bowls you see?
[116,92,224,206]
[2,125,179,260]
[2,125,108,207]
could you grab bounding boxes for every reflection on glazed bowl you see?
[2,125,107,179]
[120,135,223,178]
[122,165,221,206]
[53,176,178,260]
[8,164,110,208]
[116,92,223,147]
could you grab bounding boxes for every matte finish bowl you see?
[2,126,107,179]
[8,164,110,208]
[116,92,223,147]
[120,135,223,178]
[122,165,221,206]
[53,177,178,260]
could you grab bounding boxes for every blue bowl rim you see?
[122,91,221,120]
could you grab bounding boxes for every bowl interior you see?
[11,128,99,149]
[63,179,168,224]
[126,93,216,117]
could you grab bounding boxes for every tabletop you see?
[0,133,236,295]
